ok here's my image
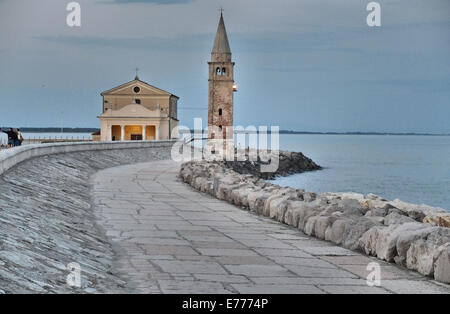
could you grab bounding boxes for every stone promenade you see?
[92,160,450,294]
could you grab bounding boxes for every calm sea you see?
[270,134,450,212]
[2,132,448,211]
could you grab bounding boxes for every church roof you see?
[101,77,179,98]
[212,13,231,54]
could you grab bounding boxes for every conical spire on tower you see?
[212,13,231,62]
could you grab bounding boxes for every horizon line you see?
[3,127,449,136]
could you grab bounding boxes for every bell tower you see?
[208,12,235,145]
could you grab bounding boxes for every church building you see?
[96,12,234,144]
[97,76,179,141]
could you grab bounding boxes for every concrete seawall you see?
[0,141,176,176]
[0,141,174,293]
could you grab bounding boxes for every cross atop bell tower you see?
[208,12,235,145]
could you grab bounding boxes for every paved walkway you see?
[91,160,450,294]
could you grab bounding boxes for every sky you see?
[0,0,449,133]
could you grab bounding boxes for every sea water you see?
[270,134,450,211]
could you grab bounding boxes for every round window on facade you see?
[133,86,141,93]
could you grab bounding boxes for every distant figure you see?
[16,129,24,146]
[2,128,18,148]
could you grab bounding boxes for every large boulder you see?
[263,194,282,217]
[406,228,450,277]
[232,187,257,208]
[376,222,425,262]
[322,192,365,202]
[247,190,268,212]
[365,207,389,218]
[268,197,289,219]
[325,218,354,245]
[395,226,439,266]
[288,201,312,228]
[227,184,248,202]
[406,209,426,222]
[438,215,450,228]
[283,200,304,226]
[215,182,233,200]
[180,165,194,183]
[252,190,275,215]
[213,174,240,197]
[303,192,317,202]
[304,216,319,236]
[274,201,289,222]
[433,243,450,284]
[341,218,377,250]
[361,195,395,211]
[407,239,436,276]
[424,213,450,228]
[389,199,447,218]
[338,199,366,216]
[192,176,207,191]
[383,212,416,226]
[263,188,296,217]
[359,226,386,256]
[200,179,214,194]
[314,215,338,240]
[297,205,322,232]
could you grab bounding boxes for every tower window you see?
[218,108,223,116]
[218,125,223,132]
[216,67,221,75]
[222,68,226,76]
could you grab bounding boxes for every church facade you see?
[97,77,179,142]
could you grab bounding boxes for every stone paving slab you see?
[91,160,450,294]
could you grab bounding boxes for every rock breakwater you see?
[180,159,450,284]
[224,151,321,179]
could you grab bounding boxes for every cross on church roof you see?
[135,67,139,80]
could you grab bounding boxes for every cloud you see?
[33,31,366,56]
[259,66,325,73]
[357,79,450,94]
[33,34,211,52]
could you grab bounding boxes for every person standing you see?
[2,128,17,148]
[16,129,24,146]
